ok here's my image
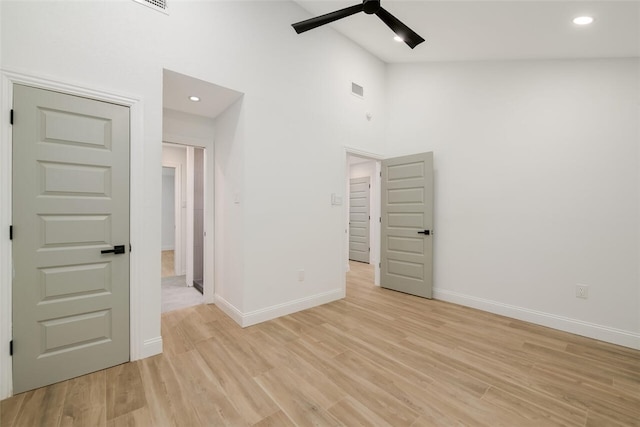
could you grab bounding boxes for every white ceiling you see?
[163,69,243,119]
[292,1,640,63]
[163,2,638,116]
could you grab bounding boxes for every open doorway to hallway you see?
[346,152,382,286]
[161,142,204,312]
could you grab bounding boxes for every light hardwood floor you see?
[2,262,639,426]
[161,250,175,278]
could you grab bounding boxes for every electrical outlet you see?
[297,269,305,282]
[576,284,589,299]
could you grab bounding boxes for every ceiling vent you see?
[351,82,364,98]
[133,0,168,14]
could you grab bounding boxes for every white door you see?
[380,152,433,298]
[349,177,370,263]
[12,85,130,393]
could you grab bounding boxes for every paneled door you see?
[12,84,130,393]
[349,177,370,263]
[381,152,433,298]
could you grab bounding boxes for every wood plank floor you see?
[161,250,175,278]
[3,261,639,426]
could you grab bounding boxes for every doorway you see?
[161,143,204,312]
[345,150,435,299]
[346,152,382,285]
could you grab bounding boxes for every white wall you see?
[214,99,246,318]
[161,168,175,251]
[386,58,640,347]
[0,0,388,395]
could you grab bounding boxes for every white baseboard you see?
[138,336,163,359]
[214,294,244,326]
[434,288,640,350]
[215,289,345,328]
[242,289,345,327]
[161,246,174,251]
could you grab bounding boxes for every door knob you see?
[101,245,125,254]
[417,230,430,235]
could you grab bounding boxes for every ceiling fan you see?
[292,0,425,49]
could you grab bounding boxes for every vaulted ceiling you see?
[292,1,640,63]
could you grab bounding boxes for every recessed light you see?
[573,16,594,25]
[189,96,200,102]
[393,35,404,43]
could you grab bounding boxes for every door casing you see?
[0,69,146,399]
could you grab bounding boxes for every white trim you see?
[213,294,244,326]
[0,68,146,398]
[241,289,345,327]
[140,336,164,358]
[215,289,345,328]
[344,146,385,160]
[434,288,640,350]
[164,133,206,149]
[0,73,14,400]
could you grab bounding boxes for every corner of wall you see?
[138,337,163,359]
[240,289,345,327]
[214,294,244,326]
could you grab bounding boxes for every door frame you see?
[0,69,144,398]
[161,136,214,304]
[344,147,383,287]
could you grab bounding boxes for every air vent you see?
[351,82,364,98]
[133,0,168,14]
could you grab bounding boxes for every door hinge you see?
[379,217,381,223]
[129,244,132,252]
[9,340,13,356]
[10,109,13,125]
[9,225,12,240]
[379,262,381,268]
[369,184,371,188]
[379,171,382,177]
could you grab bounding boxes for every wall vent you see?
[133,0,168,14]
[351,82,364,98]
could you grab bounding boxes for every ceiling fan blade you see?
[292,4,364,34]
[375,7,425,49]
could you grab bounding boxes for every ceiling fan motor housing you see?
[363,0,381,14]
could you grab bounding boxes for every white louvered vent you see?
[133,0,168,14]
[351,82,364,99]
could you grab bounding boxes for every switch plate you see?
[297,269,305,282]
